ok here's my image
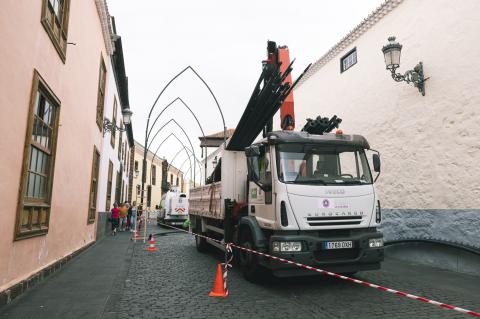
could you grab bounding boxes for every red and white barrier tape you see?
[157,222,480,317]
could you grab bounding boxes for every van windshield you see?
[276,144,372,185]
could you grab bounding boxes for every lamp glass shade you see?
[382,36,402,69]
[122,108,133,125]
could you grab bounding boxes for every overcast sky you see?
[108,0,384,180]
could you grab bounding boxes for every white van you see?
[157,187,189,226]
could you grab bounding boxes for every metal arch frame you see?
[148,133,193,186]
[149,132,203,186]
[147,118,198,185]
[152,132,203,176]
[141,65,226,211]
[177,151,193,180]
[148,97,206,143]
[146,97,211,186]
[145,66,226,145]
[166,141,201,180]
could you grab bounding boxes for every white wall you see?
[97,60,131,212]
[290,0,480,210]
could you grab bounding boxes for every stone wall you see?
[381,209,480,250]
[96,212,112,242]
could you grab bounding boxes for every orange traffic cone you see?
[147,235,156,251]
[209,264,228,297]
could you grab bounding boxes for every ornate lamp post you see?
[381,36,428,96]
[102,108,133,136]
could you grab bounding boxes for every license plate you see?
[323,241,353,250]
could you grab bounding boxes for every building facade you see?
[132,141,186,210]
[289,0,480,260]
[0,0,133,296]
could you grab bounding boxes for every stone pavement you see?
[0,231,134,319]
[118,225,480,319]
[1,224,479,319]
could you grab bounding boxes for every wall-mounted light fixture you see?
[382,36,428,96]
[102,107,133,136]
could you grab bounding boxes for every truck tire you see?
[195,223,208,253]
[238,228,264,282]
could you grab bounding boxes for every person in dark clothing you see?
[126,202,132,231]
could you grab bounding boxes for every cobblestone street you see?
[116,225,480,319]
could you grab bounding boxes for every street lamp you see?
[102,107,133,136]
[381,36,427,96]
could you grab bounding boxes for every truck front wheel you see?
[238,228,264,282]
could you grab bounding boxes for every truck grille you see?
[314,248,359,261]
[307,216,362,227]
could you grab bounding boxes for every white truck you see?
[189,130,383,279]
[157,186,189,226]
[189,41,384,280]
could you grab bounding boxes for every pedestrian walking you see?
[119,203,128,231]
[130,201,138,232]
[111,203,120,236]
[126,202,132,231]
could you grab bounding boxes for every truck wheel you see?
[238,228,263,282]
[195,224,208,253]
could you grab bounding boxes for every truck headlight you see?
[369,238,383,248]
[272,241,302,252]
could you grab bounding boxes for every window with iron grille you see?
[340,48,357,73]
[15,70,61,239]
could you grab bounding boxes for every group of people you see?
[110,201,140,235]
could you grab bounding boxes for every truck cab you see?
[240,130,383,277]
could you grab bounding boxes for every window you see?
[123,142,127,166]
[88,147,100,223]
[147,185,152,207]
[15,70,61,239]
[151,165,156,185]
[96,58,107,129]
[105,161,113,211]
[41,0,70,62]
[170,174,173,185]
[275,144,372,185]
[115,171,121,204]
[134,161,139,172]
[176,177,179,186]
[136,185,141,196]
[340,48,357,73]
[121,180,124,203]
[111,98,117,147]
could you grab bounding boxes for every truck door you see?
[247,145,275,228]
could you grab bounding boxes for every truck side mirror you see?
[372,154,381,172]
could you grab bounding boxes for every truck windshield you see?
[276,144,372,185]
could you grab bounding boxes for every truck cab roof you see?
[258,130,370,149]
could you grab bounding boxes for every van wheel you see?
[238,228,264,282]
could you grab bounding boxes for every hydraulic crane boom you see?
[265,41,295,130]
